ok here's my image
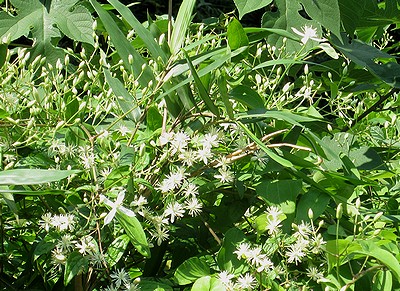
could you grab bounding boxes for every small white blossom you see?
[100,190,135,225]
[164,201,185,223]
[185,197,202,217]
[214,167,234,183]
[110,268,130,288]
[292,25,326,44]
[236,273,256,290]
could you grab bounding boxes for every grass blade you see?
[89,0,154,88]
[107,0,168,63]
[170,0,196,55]
[183,50,219,117]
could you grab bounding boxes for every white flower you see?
[265,218,282,235]
[150,227,170,246]
[171,131,189,154]
[164,201,185,223]
[100,190,135,225]
[306,266,324,281]
[52,247,67,265]
[293,221,312,239]
[158,169,186,193]
[184,183,199,197]
[201,132,220,149]
[39,213,53,232]
[178,149,197,167]
[118,124,131,136]
[256,257,274,272]
[291,25,326,44]
[266,205,283,220]
[236,273,256,290]
[75,236,97,255]
[196,146,213,164]
[214,167,234,183]
[234,242,251,260]
[110,268,130,288]
[159,131,174,146]
[185,197,202,217]
[218,271,234,286]
[52,214,75,232]
[286,243,306,265]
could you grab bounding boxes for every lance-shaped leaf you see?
[0,169,80,185]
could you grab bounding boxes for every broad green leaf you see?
[300,0,341,39]
[296,190,330,222]
[105,234,130,267]
[107,0,168,63]
[262,0,323,54]
[0,44,7,69]
[256,179,302,231]
[355,240,400,281]
[34,240,56,261]
[218,74,234,119]
[0,190,18,214]
[170,0,196,55]
[0,169,79,185]
[139,280,174,291]
[115,210,150,257]
[191,276,225,291]
[174,257,210,285]
[104,69,141,121]
[233,0,273,19]
[227,18,249,51]
[332,35,400,88]
[217,228,247,274]
[238,121,293,167]
[64,251,88,286]
[183,50,219,117]
[229,85,264,109]
[0,0,93,64]
[90,0,154,88]
[147,106,163,131]
[338,0,363,36]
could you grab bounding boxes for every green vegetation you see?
[0,0,400,290]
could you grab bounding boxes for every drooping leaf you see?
[115,210,151,257]
[229,85,264,109]
[174,257,210,285]
[0,169,80,185]
[332,34,400,88]
[0,0,93,64]
[233,0,273,19]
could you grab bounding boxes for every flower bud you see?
[336,203,343,219]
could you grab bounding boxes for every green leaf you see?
[191,276,225,291]
[138,280,174,291]
[170,0,196,55]
[332,35,400,88]
[355,240,400,281]
[104,69,141,121]
[229,85,264,109]
[0,0,93,64]
[0,169,79,185]
[90,0,154,88]
[373,269,392,291]
[218,73,234,119]
[262,0,323,54]
[300,0,341,39]
[227,18,249,51]
[64,251,88,286]
[105,234,130,267]
[217,228,247,274]
[115,210,150,258]
[0,44,7,69]
[107,0,168,63]
[296,190,330,222]
[233,0,273,19]
[183,50,219,117]
[147,106,163,131]
[256,179,302,231]
[174,257,210,285]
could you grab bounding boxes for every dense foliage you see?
[0,0,400,290]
